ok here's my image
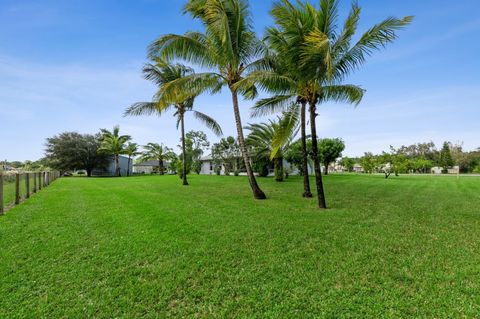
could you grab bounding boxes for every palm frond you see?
[192,111,223,136]
[250,94,296,117]
[318,84,365,106]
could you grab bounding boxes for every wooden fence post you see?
[15,173,20,205]
[0,172,4,215]
[26,173,30,199]
[33,172,37,193]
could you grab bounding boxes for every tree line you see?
[340,141,480,178]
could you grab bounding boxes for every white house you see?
[133,160,173,174]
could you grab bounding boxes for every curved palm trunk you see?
[300,102,313,198]
[309,102,327,209]
[230,89,266,200]
[274,156,284,182]
[180,112,189,186]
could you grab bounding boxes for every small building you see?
[133,160,172,174]
[199,156,217,175]
[91,155,132,177]
[431,166,460,174]
[352,163,364,173]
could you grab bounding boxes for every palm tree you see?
[124,142,140,177]
[245,114,297,182]
[148,0,269,199]
[125,59,222,186]
[244,0,411,208]
[99,126,131,177]
[140,143,174,175]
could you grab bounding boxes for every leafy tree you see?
[360,152,377,174]
[45,132,108,177]
[149,0,267,199]
[339,157,355,172]
[318,138,345,175]
[139,143,175,175]
[125,59,221,186]
[185,130,210,174]
[212,136,241,176]
[124,143,140,177]
[411,158,433,174]
[98,126,131,177]
[439,141,454,172]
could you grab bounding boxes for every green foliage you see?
[45,132,108,176]
[360,152,377,174]
[318,138,345,174]
[439,141,454,172]
[140,143,175,175]
[212,136,241,176]
[339,157,355,172]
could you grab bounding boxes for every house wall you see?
[133,166,154,174]
[92,156,132,176]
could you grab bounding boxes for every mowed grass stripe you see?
[1,174,479,318]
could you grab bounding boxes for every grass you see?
[1,174,480,317]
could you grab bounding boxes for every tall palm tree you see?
[245,114,297,182]
[125,59,222,186]
[140,143,175,175]
[125,142,140,177]
[244,0,411,208]
[99,126,131,177]
[148,0,269,199]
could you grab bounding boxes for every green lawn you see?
[1,174,479,317]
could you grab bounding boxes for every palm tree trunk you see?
[309,102,327,209]
[300,102,312,198]
[159,158,164,175]
[115,154,120,177]
[230,89,266,199]
[127,156,131,177]
[274,157,284,182]
[180,113,189,186]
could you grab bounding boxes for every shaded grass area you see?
[1,174,480,317]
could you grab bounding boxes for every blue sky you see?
[1,0,479,161]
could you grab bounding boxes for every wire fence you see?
[0,171,60,215]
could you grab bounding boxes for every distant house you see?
[352,163,364,173]
[431,166,460,175]
[199,156,313,176]
[91,155,132,177]
[199,156,217,175]
[132,160,173,174]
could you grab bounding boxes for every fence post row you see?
[26,173,30,199]
[15,173,20,205]
[0,171,60,212]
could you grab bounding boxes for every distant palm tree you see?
[148,0,269,199]
[140,143,174,175]
[243,0,411,208]
[125,59,222,186]
[124,142,140,177]
[245,114,297,182]
[99,126,131,177]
